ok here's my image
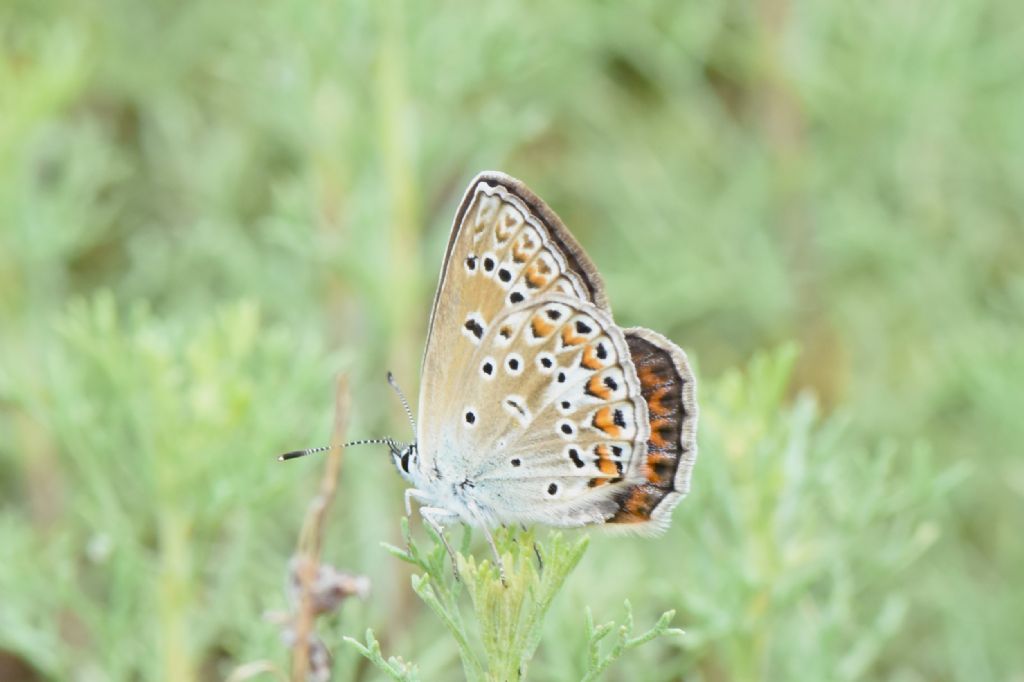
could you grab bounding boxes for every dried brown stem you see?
[290,375,350,682]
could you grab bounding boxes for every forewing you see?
[418,172,608,473]
[431,294,652,528]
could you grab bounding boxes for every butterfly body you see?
[398,172,698,535]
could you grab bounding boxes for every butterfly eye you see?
[464,410,477,426]
[508,290,525,305]
[480,358,495,378]
[510,458,521,467]
[483,256,496,272]
[557,421,575,437]
[547,483,559,496]
[465,255,478,272]
[566,447,585,468]
[497,267,512,283]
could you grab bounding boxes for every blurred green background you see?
[2,0,1022,680]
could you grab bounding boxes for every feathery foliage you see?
[2,0,1022,679]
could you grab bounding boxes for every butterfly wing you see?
[610,328,698,530]
[418,172,608,476]
[416,171,698,531]
[428,294,653,528]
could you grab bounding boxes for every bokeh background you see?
[2,0,1022,680]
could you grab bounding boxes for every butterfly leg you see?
[419,506,462,581]
[404,487,430,516]
[466,502,507,587]
[477,523,508,587]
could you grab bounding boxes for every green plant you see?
[1,294,332,680]
[347,521,681,681]
[3,0,1023,678]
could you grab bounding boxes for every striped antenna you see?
[277,437,397,462]
[279,373,414,462]
[387,371,417,436]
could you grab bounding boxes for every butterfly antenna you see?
[386,371,417,436]
[278,373,414,462]
[277,437,397,462]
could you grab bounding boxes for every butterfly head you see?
[390,440,420,483]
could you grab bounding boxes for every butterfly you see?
[284,172,697,574]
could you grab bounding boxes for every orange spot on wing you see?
[594,444,618,475]
[472,212,488,238]
[581,345,603,370]
[586,375,612,400]
[561,326,586,347]
[592,407,622,438]
[512,235,537,263]
[637,364,667,390]
[495,212,518,242]
[647,386,672,416]
[525,263,550,288]
[609,485,660,523]
[645,451,675,486]
[589,446,622,488]
[531,315,554,338]
[648,417,673,448]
